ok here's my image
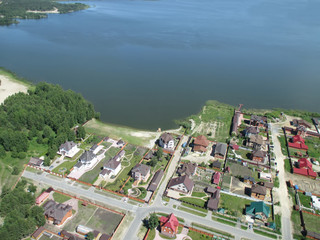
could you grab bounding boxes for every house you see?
[36,191,50,205]
[246,135,265,150]
[32,226,45,240]
[246,201,270,222]
[116,139,125,148]
[73,150,97,170]
[251,150,267,162]
[160,213,179,238]
[207,188,220,211]
[293,158,317,179]
[296,125,307,138]
[58,141,80,158]
[292,119,312,129]
[29,157,44,167]
[213,143,228,159]
[177,162,197,176]
[100,159,121,179]
[243,176,255,185]
[259,181,274,190]
[193,135,210,152]
[231,105,243,134]
[251,184,267,200]
[212,172,221,185]
[93,230,101,240]
[90,144,103,155]
[159,132,175,149]
[250,115,267,127]
[211,160,221,169]
[144,150,155,160]
[259,172,272,181]
[311,196,320,211]
[99,234,111,240]
[43,200,72,226]
[167,175,194,194]
[131,164,151,182]
[244,126,259,138]
[288,135,308,150]
[60,230,83,240]
[147,169,164,192]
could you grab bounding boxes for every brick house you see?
[160,213,179,238]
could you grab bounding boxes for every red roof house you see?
[293,158,317,179]
[36,191,50,205]
[193,135,210,152]
[212,172,221,185]
[298,158,312,169]
[288,135,308,150]
[160,213,179,238]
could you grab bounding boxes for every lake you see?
[1,0,320,130]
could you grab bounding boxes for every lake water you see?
[1,0,320,130]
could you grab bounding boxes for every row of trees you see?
[0,180,45,240]
[0,82,97,161]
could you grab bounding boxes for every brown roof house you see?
[177,162,197,176]
[167,175,194,194]
[292,119,312,129]
[207,188,220,211]
[213,143,228,159]
[251,184,267,200]
[246,135,265,150]
[244,126,259,138]
[250,115,267,127]
[58,141,80,158]
[295,125,307,138]
[251,150,267,163]
[131,163,151,183]
[159,133,175,149]
[147,169,164,192]
[29,157,44,167]
[43,200,72,226]
[193,135,210,153]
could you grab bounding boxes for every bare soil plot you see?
[286,173,320,194]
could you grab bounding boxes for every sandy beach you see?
[0,74,28,104]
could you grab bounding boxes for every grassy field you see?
[52,158,78,174]
[86,208,123,235]
[277,135,288,155]
[236,149,252,160]
[191,192,207,198]
[179,197,207,208]
[178,206,207,217]
[84,119,159,147]
[219,193,253,217]
[253,229,277,239]
[146,229,155,240]
[303,212,320,233]
[52,192,71,203]
[305,137,320,159]
[181,203,208,213]
[291,210,302,236]
[213,217,237,227]
[191,223,234,238]
[187,230,212,240]
[298,192,311,208]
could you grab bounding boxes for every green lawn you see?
[284,158,292,173]
[191,191,207,198]
[191,223,234,238]
[303,212,320,233]
[253,229,277,239]
[146,229,156,240]
[291,210,302,235]
[179,197,206,208]
[178,206,207,217]
[277,136,288,155]
[305,137,320,158]
[52,192,71,203]
[187,230,212,240]
[212,217,237,227]
[181,203,208,213]
[52,159,78,174]
[298,192,311,208]
[219,193,253,217]
[236,149,252,159]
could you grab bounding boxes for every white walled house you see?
[58,141,80,158]
[73,150,97,171]
[167,175,194,194]
[100,150,125,179]
[159,133,175,149]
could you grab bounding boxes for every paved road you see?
[23,136,275,240]
[270,123,293,240]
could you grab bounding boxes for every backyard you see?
[219,193,253,217]
[303,212,320,234]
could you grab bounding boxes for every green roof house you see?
[246,201,270,222]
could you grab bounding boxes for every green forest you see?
[0,0,88,26]
[0,82,97,188]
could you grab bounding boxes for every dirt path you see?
[270,123,293,240]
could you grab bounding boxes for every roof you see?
[214,143,228,156]
[296,125,307,132]
[312,118,319,125]
[117,139,124,145]
[293,168,317,177]
[244,176,255,183]
[177,162,197,176]
[100,169,112,176]
[206,186,216,194]
[168,175,194,192]
[74,161,83,168]
[213,172,221,185]
[245,126,259,135]
[99,233,111,240]
[160,213,179,232]
[207,189,220,210]
[32,226,45,239]
[249,134,264,145]
[251,184,266,195]
[292,135,305,144]
[59,141,76,151]
[104,158,121,170]
[60,230,82,240]
[252,150,267,158]
[298,158,312,169]
[288,142,308,150]
[293,119,312,128]
[36,191,50,204]
[160,132,173,143]
[193,145,207,152]
[194,135,209,147]
[29,157,43,166]
[260,182,274,189]
[79,150,97,163]
[144,151,154,160]
[307,231,320,240]
[251,115,267,123]
[131,164,151,177]
[147,169,164,192]
[90,144,99,151]
[211,160,221,169]
[43,200,72,224]
[93,230,100,238]
[246,201,270,217]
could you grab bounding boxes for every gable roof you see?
[168,175,194,192]
[292,135,305,143]
[43,200,72,224]
[79,150,97,163]
[249,135,264,145]
[246,201,270,217]
[194,135,209,147]
[244,176,255,183]
[211,160,221,169]
[252,150,267,158]
[29,157,43,166]
[293,119,312,128]
[59,141,76,151]
[104,158,121,170]
[177,162,197,176]
[160,133,173,143]
[207,189,220,210]
[131,164,151,177]
[213,172,221,184]
[214,143,228,156]
[245,126,260,135]
[251,184,266,195]
[147,169,164,192]
[298,158,312,169]
[160,213,179,232]
[193,145,207,152]
[251,115,267,123]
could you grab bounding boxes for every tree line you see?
[0,0,88,26]
[0,82,97,162]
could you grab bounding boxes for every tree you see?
[12,166,19,175]
[86,232,94,240]
[77,126,86,139]
[146,213,159,229]
[148,156,158,167]
[43,157,51,166]
[30,206,45,226]
[156,148,163,159]
[28,184,37,193]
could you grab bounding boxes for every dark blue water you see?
[1,0,320,130]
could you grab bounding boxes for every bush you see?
[18,152,26,159]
